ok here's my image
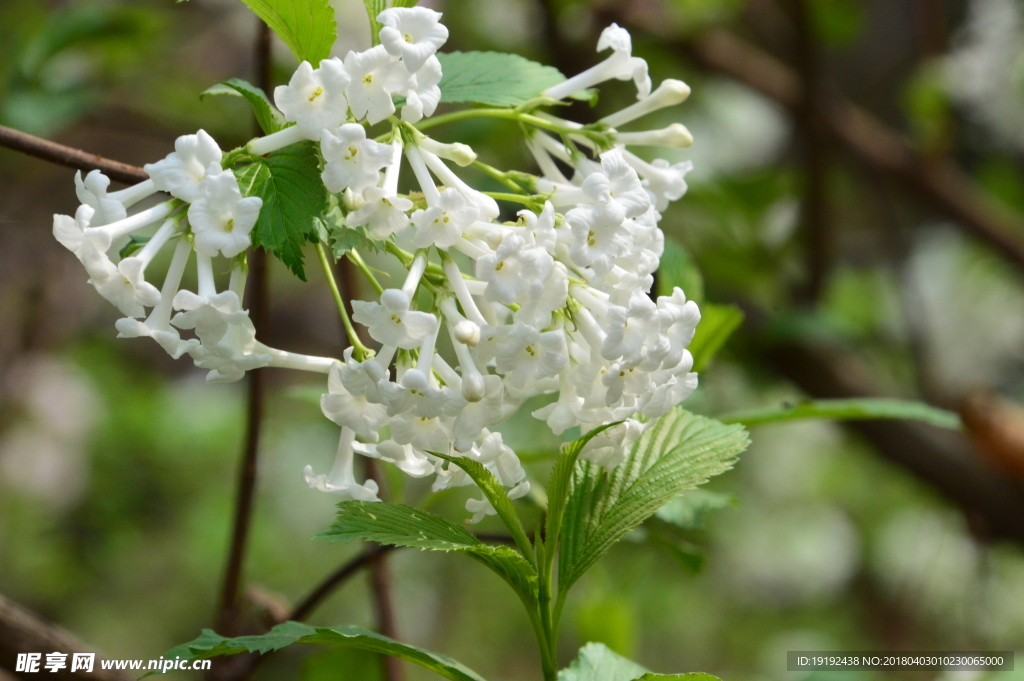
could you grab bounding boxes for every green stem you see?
[346,248,385,295]
[483,192,543,210]
[316,242,373,360]
[472,160,529,194]
[415,108,583,138]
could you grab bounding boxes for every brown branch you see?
[213,17,273,642]
[0,124,147,185]
[0,593,134,681]
[786,0,831,303]
[682,27,1024,270]
[288,545,396,623]
[764,336,1024,547]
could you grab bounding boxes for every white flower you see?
[321,362,389,440]
[601,79,691,128]
[579,419,644,468]
[401,55,443,123]
[601,290,660,362]
[378,367,452,417]
[348,187,413,239]
[188,328,271,382]
[171,289,251,346]
[567,204,631,276]
[352,289,438,349]
[75,170,126,226]
[144,130,222,202]
[543,23,651,101]
[389,413,452,453]
[359,439,435,477]
[446,375,506,452]
[378,6,449,72]
[321,123,396,194]
[514,202,559,254]
[410,188,479,249]
[304,427,380,501]
[90,259,151,318]
[475,233,553,305]
[514,261,569,329]
[116,217,179,310]
[338,346,390,403]
[657,287,701,369]
[622,151,693,212]
[615,123,693,149]
[274,59,351,139]
[582,148,651,222]
[188,164,262,258]
[344,45,411,125]
[53,206,112,278]
[495,324,568,390]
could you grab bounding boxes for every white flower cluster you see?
[52,11,700,522]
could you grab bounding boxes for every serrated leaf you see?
[545,422,621,554]
[718,397,963,430]
[437,51,567,107]
[314,195,382,257]
[234,141,325,280]
[318,501,538,606]
[431,452,535,562]
[362,0,385,46]
[559,643,720,681]
[318,500,481,550]
[201,78,285,134]
[689,303,743,372]
[165,621,487,681]
[238,0,336,66]
[558,409,748,593]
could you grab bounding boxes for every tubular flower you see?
[50,15,702,522]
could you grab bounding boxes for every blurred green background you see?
[3,0,1024,680]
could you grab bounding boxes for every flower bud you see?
[616,123,693,149]
[418,136,478,167]
[600,79,691,128]
[454,319,480,346]
[461,371,486,402]
[343,187,366,211]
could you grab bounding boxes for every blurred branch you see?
[213,17,273,645]
[0,593,134,681]
[362,459,406,681]
[764,337,1024,546]
[785,0,831,302]
[0,124,148,185]
[288,545,396,624]
[681,27,1024,270]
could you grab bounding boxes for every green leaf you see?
[559,409,748,593]
[362,0,385,46]
[166,621,487,681]
[118,234,150,258]
[318,501,538,606]
[656,238,703,304]
[234,141,326,280]
[558,642,722,681]
[654,489,736,532]
[437,51,567,107]
[545,422,621,555]
[718,397,963,430]
[317,500,481,550]
[238,0,336,66]
[314,193,382,258]
[201,78,285,135]
[431,452,535,562]
[391,0,419,6]
[689,303,743,372]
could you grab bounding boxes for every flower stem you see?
[317,242,373,360]
[472,160,529,194]
[416,108,588,139]
[346,248,385,295]
[483,192,544,211]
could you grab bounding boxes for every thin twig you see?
[680,26,1024,269]
[0,124,148,185]
[288,545,397,623]
[362,458,406,681]
[786,0,831,303]
[213,18,273,640]
[0,592,135,681]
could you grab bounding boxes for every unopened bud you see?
[600,79,691,128]
[616,123,693,149]
[418,137,478,167]
[461,372,486,402]
[454,320,480,346]
[342,187,365,211]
